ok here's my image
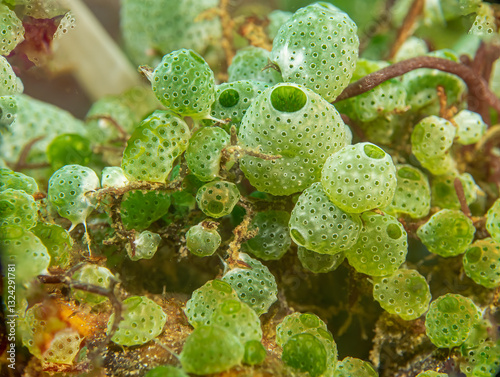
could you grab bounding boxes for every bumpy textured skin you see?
[72,265,114,304]
[243,210,291,261]
[271,3,359,102]
[47,165,100,227]
[120,190,171,231]
[20,305,83,364]
[0,95,86,165]
[0,225,50,287]
[486,199,500,243]
[186,224,221,257]
[402,50,466,114]
[179,325,244,375]
[108,296,167,346]
[122,110,190,183]
[0,4,24,55]
[228,47,283,84]
[276,312,328,347]
[267,10,293,40]
[289,182,361,255]
[346,211,408,277]
[277,312,338,375]
[0,168,38,194]
[469,3,497,40]
[208,80,270,131]
[463,238,500,289]
[0,189,38,229]
[383,164,431,219]
[373,269,431,320]
[128,230,162,261]
[452,110,487,145]
[101,167,129,188]
[417,209,475,257]
[185,127,230,182]
[184,280,239,327]
[151,49,215,119]
[282,333,328,377]
[211,299,262,345]
[121,0,221,67]
[411,116,456,165]
[461,340,500,377]
[196,181,240,218]
[431,173,478,210]
[31,222,72,268]
[222,253,278,316]
[298,247,345,273]
[334,357,378,377]
[41,328,83,365]
[425,293,481,349]
[419,153,457,176]
[335,59,407,123]
[239,83,349,196]
[86,87,160,145]
[321,143,397,213]
[0,56,23,95]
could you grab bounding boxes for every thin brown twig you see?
[38,268,123,356]
[13,136,45,171]
[454,177,472,219]
[96,179,183,247]
[222,145,282,161]
[468,42,500,124]
[226,198,258,268]
[333,56,500,117]
[388,0,425,60]
[86,115,129,140]
[341,114,365,140]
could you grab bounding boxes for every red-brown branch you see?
[333,56,500,118]
[38,269,123,348]
[454,177,472,219]
[86,115,129,139]
[13,136,46,171]
[468,42,500,124]
[388,0,425,60]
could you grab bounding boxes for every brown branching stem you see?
[95,179,184,204]
[86,115,129,140]
[225,198,258,269]
[38,266,123,358]
[388,0,424,60]
[467,42,500,124]
[333,56,500,119]
[454,177,472,219]
[473,125,500,190]
[96,178,184,246]
[341,114,365,140]
[222,145,282,161]
[10,136,50,171]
